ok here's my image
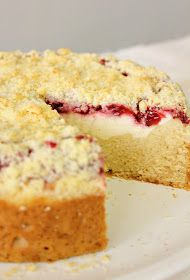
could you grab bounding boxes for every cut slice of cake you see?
[0,98,107,262]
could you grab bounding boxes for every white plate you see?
[1,178,190,280]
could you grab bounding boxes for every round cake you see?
[0,49,190,261]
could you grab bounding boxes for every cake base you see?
[0,195,107,262]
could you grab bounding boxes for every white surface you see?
[1,37,190,280]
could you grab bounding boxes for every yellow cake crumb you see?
[25,264,37,272]
[4,266,20,278]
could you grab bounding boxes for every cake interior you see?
[62,110,190,189]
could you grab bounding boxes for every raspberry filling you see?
[0,147,34,171]
[45,140,57,148]
[99,58,107,65]
[99,58,129,77]
[0,161,9,170]
[75,135,93,142]
[46,99,190,126]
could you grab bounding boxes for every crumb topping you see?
[0,97,104,202]
[0,49,187,111]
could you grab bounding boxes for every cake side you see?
[0,195,107,262]
[103,120,190,189]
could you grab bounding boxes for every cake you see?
[0,49,189,262]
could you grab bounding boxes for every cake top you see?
[0,49,187,112]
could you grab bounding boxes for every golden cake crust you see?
[0,194,107,262]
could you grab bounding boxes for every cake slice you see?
[0,98,107,262]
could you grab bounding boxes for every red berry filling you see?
[99,59,107,65]
[122,72,128,77]
[144,109,164,127]
[99,167,104,175]
[28,148,33,155]
[46,99,190,126]
[0,161,9,170]
[133,107,165,127]
[45,141,57,148]
[75,135,86,141]
[99,58,129,78]
[75,135,93,142]
[0,146,34,172]
[98,155,106,187]
[167,110,190,124]
[105,104,132,116]
[45,100,70,114]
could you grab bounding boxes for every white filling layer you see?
[64,113,173,139]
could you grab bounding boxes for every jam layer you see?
[46,100,190,127]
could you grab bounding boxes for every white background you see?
[0,0,189,52]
